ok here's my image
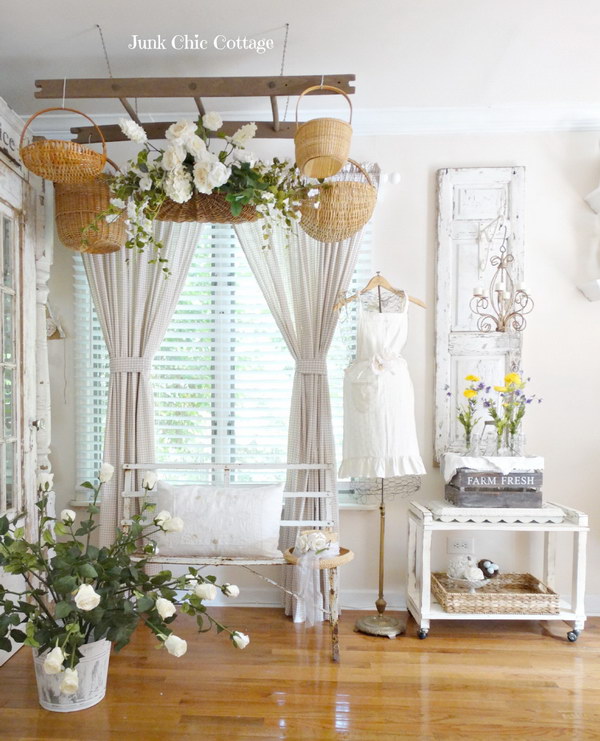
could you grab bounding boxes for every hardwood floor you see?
[1,608,599,740]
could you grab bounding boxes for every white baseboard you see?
[206,586,600,617]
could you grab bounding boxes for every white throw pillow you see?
[152,481,285,559]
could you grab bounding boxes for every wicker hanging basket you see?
[156,192,261,224]
[300,159,377,243]
[294,85,353,179]
[54,159,124,254]
[20,107,107,184]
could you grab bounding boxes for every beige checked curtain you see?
[83,222,202,546]
[234,219,366,620]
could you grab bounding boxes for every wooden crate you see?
[445,468,543,508]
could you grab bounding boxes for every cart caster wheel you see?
[418,629,429,640]
[567,630,580,642]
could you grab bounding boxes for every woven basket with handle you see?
[156,192,261,224]
[300,159,377,243]
[54,159,124,254]
[20,107,107,184]
[294,85,353,179]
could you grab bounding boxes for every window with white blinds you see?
[74,226,372,487]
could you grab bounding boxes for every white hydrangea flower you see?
[231,123,257,147]
[138,174,152,191]
[202,111,223,131]
[164,166,193,203]
[119,118,148,144]
[109,197,126,210]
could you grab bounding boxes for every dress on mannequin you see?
[338,292,426,479]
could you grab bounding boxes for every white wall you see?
[48,130,600,611]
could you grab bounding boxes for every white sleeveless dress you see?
[338,302,426,478]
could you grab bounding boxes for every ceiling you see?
[3,0,600,135]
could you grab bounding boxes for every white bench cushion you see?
[153,482,285,559]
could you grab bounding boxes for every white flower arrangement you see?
[94,113,308,275]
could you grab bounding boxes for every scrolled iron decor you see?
[470,230,534,332]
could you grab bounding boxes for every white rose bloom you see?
[186,135,207,159]
[119,118,148,145]
[202,111,223,131]
[165,119,196,144]
[142,470,158,490]
[231,123,257,147]
[138,174,152,191]
[60,509,76,525]
[223,584,240,598]
[43,646,65,675]
[109,197,126,210]
[156,597,177,619]
[161,144,186,171]
[207,161,231,190]
[164,634,187,657]
[74,583,101,612]
[232,632,250,650]
[162,516,183,533]
[194,583,217,601]
[192,160,214,194]
[36,472,54,492]
[99,462,114,483]
[154,510,171,527]
[59,667,79,695]
[164,167,193,203]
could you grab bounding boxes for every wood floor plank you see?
[0,608,598,740]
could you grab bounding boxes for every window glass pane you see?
[4,367,13,438]
[3,291,13,363]
[2,218,12,288]
[5,441,13,510]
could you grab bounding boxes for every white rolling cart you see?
[407,500,588,642]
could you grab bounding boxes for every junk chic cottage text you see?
[128,34,275,54]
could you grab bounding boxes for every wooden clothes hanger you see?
[333,272,427,312]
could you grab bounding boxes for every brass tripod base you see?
[355,614,405,638]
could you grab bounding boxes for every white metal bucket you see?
[33,639,111,712]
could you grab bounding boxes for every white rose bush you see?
[92,113,308,274]
[0,465,247,696]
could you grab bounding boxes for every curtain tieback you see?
[296,359,327,375]
[109,357,151,374]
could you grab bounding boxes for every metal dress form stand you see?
[336,274,426,638]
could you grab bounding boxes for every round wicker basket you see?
[300,159,377,243]
[156,192,261,224]
[54,159,124,254]
[295,85,353,179]
[20,108,107,184]
[283,546,354,570]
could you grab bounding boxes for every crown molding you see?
[20,103,600,138]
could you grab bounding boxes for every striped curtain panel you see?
[82,222,202,546]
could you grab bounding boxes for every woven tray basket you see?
[20,107,107,184]
[431,572,560,614]
[295,85,353,179]
[156,192,260,224]
[54,159,124,254]
[300,159,377,243]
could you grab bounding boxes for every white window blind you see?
[74,226,372,487]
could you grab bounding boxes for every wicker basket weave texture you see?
[300,159,377,243]
[295,85,353,179]
[20,107,107,184]
[431,572,560,615]
[156,192,261,224]
[54,168,124,254]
